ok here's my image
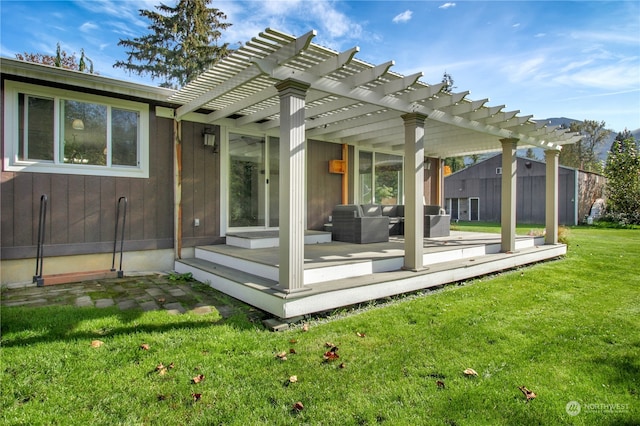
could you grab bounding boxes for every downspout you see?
[342,144,348,204]
[174,118,182,259]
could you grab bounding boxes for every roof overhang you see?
[0,57,176,103]
[169,28,581,157]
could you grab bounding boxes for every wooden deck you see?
[175,231,566,318]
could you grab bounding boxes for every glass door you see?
[227,133,279,229]
[268,137,279,227]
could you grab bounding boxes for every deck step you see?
[176,258,279,291]
[226,230,331,249]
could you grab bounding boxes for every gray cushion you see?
[361,204,382,217]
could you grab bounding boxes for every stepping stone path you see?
[1,274,266,323]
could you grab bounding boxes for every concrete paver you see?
[75,296,93,307]
[95,299,115,308]
[118,300,138,310]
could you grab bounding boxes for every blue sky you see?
[1,0,639,132]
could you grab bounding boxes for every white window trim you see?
[3,80,149,178]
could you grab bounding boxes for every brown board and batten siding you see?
[180,121,223,247]
[306,140,345,231]
[1,100,175,260]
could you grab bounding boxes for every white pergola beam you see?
[176,30,316,120]
[345,60,394,88]
[399,83,446,103]
[172,27,578,152]
[311,46,359,76]
[375,72,423,96]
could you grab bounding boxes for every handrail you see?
[33,194,48,286]
[111,196,128,278]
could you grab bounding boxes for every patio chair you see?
[331,204,390,244]
[424,205,450,238]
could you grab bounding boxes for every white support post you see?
[402,113,427,271]
[500,138,518,253]
[545,149,560,244]
[276,79,310,292]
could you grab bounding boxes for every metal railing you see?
[33,194,48,286]
[111,196,128,278]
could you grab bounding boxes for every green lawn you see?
[2,226,639,425]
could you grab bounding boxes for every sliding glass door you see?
[228,133,279,229]
[358,150,404,205]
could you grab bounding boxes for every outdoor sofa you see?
[331,204,450,243]
[331,204,390,244]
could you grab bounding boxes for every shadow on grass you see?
[0,304,262,348]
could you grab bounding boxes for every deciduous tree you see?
[603,130,640,224]
[16,43,94,73]
[559,120,610,173]
[114,0,232,88]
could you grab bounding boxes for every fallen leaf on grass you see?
[90,340,104,348]
[140,343,150,350]
[157,394,167,401]
[339,362,346,369]
[192,374,205,384]
[436,380,445,389]
[289,348,297,354]
[463,368,478,377]
[323,350,340,362]
[289,375,298,383]
[518,386,537,401]
[292,401,304,412]
[157,298,166,304]
[289,339,298,344]
[356,332,366,338]
[192,393,202,402]
[325,342,335,348]
[276,351,288,361]
[302,324,309,332]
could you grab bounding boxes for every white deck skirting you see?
[175,232,563,318]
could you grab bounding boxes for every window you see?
[358,150,403,204]
[4,81,149,178]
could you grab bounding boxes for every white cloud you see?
[512,23,520,28]
[80,22,99,33]
[553,63,640,91]
[392,10,412,24]
[310,1,362,39]
[570,30,640,45]
[502,55,548,83]
[439,3,456,10]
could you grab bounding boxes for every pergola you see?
[169,28,581,292]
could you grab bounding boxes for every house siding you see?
[180,121,222,247]
[306,139,344,230]
[1,94,175,260]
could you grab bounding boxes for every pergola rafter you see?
[169,28,580,157]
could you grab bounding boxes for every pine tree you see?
[114,0,232,88]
